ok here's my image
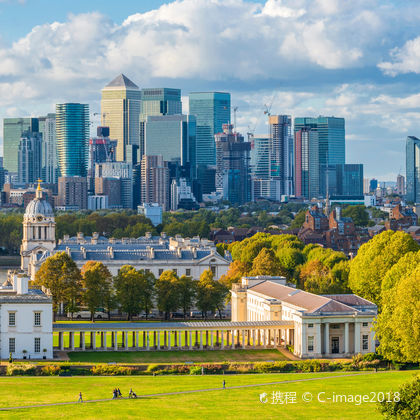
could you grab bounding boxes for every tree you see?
[155,270,180,319]
[81,261,112,321]
[196,269,221,318]
[276,247,304,281]
[216,243,228,257]
[290,209,306,229]
[378,375,420,419]
[178,275,197,318]
[34,251,82,319]
[140,270,155,319]
[251,248,281,276]
[219,259,248,295]
[113,265,144,320]
[341,205,370,226]
[376,264,420,362]
[348,231,419,306]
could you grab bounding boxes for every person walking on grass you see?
[223,380,226,389]
[78,392,83,403]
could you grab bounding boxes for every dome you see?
[24,197,54,218]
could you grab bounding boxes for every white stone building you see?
[231,276,377,358]
[0,272,53,360]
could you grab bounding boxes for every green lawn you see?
[0,371,416,419]
[67,349,290,363]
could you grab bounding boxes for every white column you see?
[324,323,329,354]
[168,332,172,350]
[92,332,97,351]
[146,332,150,350]
[59,332,64,351]
[231,330,235,349]
[189,331,193,350]
[301,324,306,356]
[157,331,161,350]
[200,331,203,350]
[252,330,256,348]
[316,324,321,354]
[124,332,128,350]
[211,331,214,349]
[371,330,376,353]
[272,329,277,348]
[286,328,290,345]
[263,330,267,349]
[241,330,245,349]
[81,332,85,351]
[113,332,118,351]
[135,332,139,350]
[354,322,361,353]
[344,322,349,354]
[69,332,75,351]
[103,332,107,351]
[221,331,225,349]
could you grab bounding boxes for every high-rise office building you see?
[141,155,169,211]
[56,103,89,178]
[57,176,88,210]
[335,164,363,196]
[294,116,345,196]
[294,127,319,199]
[144,115,196,171]
[369,178,378,193]
[101,74,141,163]
[269,115,294,197]
[140,88,182,157]
[406,136,420,203]
[17,131,43,184]
[396,174,405,196]
[95,161,133,209]
[251,135,271,199]
[215,124,251,205]
[3,118,39,173]
[38,113,57,184]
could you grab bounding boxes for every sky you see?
[1,0,420,180]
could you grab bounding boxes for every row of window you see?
[9,312,41,327]
[306,334,370,352]
[9,337,41,353]
[306,322,369,329]
[157,268,191,277]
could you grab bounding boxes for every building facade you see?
[38,113,57,184]
[17,131,43,184]
[56,103,89,177]
[231,276,377,358]
[141,155,170,211]
[406,136,420,203]
[57,176,88,210]
[101,74,141,163]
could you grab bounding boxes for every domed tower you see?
[21,180,56,272]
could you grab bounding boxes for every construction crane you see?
[93,112,107,126]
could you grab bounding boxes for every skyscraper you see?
[294,116,345,196]
[141,155,169,211]
[101,74,141,162]
[335,164,363,196]
[215,124,251,205]
[38,113,57,184]
[189,92,231,166]
[269,115,293,197]
[17,131,43,184]
[56,103,89,177]
[396,174,405,196]
[294,127,319,199]
[406,136,420,203]
[3,118,39,173]
[140,88,182,157]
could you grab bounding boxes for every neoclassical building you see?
[231,276,377,358]
[21,183,230,281]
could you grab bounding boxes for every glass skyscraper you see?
[406,136,420,203]
[189,92,231,167]
[335,164,363,196]
[294,116,345,196]
[3,117,39,173]
[56,103,89,177]
[39,113,57,184]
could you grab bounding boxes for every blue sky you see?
[1,0,420,180]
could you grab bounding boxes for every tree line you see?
[34,252,228,321]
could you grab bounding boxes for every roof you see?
[53,320,294,331]
[323,294,376,307]
[0,288,52,304]
[104,74,139,89]
[25,197,53,217]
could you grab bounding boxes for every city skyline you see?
[0,1,419,180]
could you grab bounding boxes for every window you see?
[34,312,41,326]
[172,269,177,275]
[308,336,314,352]
[331,324,340,329]
[34,337,41,353]
[8,312,16,326]
[210,266,216,275]
[186,269,191,276]
[9,338,15,353]
[145,269,150,273]
[308,323,314,328]
[362,335,369,350]
[158,269,164,276]
[362,322,368,327]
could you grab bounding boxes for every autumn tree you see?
[196,269,227,318]
[34,251,82,319]
[155,270,181,319]
[251,248,281,276]
[348,231,419,306]
[140,270,156,319]
[178,275,197,318]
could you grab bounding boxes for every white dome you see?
[25,197,54,218]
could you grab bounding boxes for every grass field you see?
[67,349,290,363]
[0,370,417,419]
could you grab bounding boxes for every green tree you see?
[216,243,228,257]
[341,205,370,226]
[376,263,420,362]
[81,261,113,322]
[113,265,144,320]
[34,252,82,319]
[276,247,304,280]
[196,269,223,318]
[348,231,419,305]
[378,375,420,419]
[140,270,155,319]
[251,248,281,276]
[155,270,180,319]
[178,275,197,318]
[290,209,306,229]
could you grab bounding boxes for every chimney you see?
[13,273,29,295]
[107,246,114,259]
